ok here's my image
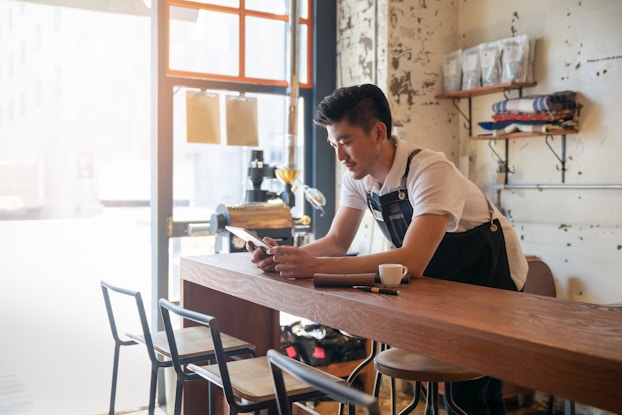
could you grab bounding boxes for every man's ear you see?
[374,121,387,142]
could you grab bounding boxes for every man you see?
[249,84,528,414]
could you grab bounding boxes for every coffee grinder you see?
[245,149,277,203]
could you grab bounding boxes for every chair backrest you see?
[158,298,237,401]
[523,256,556,297]
[100,280,159,361]
[267,349,380,415]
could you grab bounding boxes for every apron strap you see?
[482,193,498,232]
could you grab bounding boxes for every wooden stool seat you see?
[374,348,483,383]
[374,348,484,415]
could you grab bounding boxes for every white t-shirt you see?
[340,138,527,289]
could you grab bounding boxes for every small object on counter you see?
[353,285,399,296]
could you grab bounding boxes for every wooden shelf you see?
[469,129,579,140]
[435,81,537,99]
[436,80,579,183]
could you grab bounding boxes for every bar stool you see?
[374,348,484,415]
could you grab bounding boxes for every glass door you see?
[159,0,313,302]
[0,1,154,414]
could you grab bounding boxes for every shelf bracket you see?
[544,134,567,183]
[502,87,524,100]
[488,140,514,183]
[452,97,472,136]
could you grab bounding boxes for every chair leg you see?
[174,377,184,415]
[208,381,215,415]
[109,343,121,415]
[148,364,159,415]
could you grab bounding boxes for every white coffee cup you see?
[378,264,408,287]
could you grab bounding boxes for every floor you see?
[310,378,550,415]
[119,378,550,415]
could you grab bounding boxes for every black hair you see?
[313,84,392,137]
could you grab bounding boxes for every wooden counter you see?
[181,253,622,414]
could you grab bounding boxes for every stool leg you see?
[390,377,397,415]
[347,340,378,383]
[443,382,468,415]
[396,382,422,415]
[373,370,382,398]
[546,395,555,415]
[565,400,576,415]
[424,382,439,415]
[339,340,378,415]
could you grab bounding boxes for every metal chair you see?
[159,298,325,415]
[373,348,483,415]
[101,280,255,415]
[268,349,380,415]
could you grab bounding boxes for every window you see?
[164,0,314,221]
[167,0,311,86]
[160,0,317,300]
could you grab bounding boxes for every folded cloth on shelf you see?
[491,120,578,136]
[491,108,579,123]
[492,91,577,114]
[478,120,546,130]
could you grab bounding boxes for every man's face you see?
[326,119,381,180]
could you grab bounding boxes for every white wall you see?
[337,0,622,304]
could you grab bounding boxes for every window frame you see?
[166,0,313,88]
[151,0,336,332]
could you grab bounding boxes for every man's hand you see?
[269,245,318,279]
[248,236,278,273]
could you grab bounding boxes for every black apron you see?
[366,150,516,291]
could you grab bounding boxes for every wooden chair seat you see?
[374,348,483,383]
[189,356,321,401]
[160,298,326,415]
[268,349,380,415]
[131,326,255,360]
[101,280,255,415]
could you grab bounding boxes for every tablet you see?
[225,226,272,251]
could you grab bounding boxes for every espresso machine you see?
[212,142,325,252]
[210,201,293,253]
[211,149,295,253]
